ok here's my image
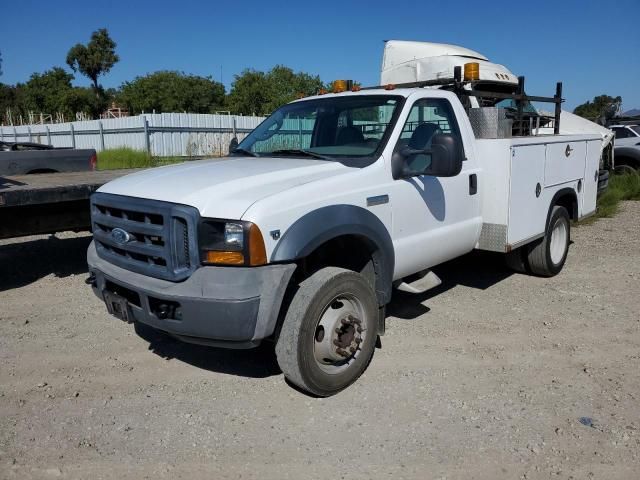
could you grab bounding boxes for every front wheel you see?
[526,205,570,277]
[275,267,378,397]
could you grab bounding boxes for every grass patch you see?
[581,172,640,223]
[97,148,187,170]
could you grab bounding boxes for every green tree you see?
[66,28,119,94]
[573,95,622,125]
[20,67,75,115]
[227,65,324,115]
[16,68,102,119]
[66,86,108,118]
[0,82,19,122]
[264,65,324,113]
[116,71,225,114]
[226,69,269,115]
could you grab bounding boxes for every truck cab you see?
[88,77,601,396]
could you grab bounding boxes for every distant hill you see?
[622,108,640,117]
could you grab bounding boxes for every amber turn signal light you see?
[203,251,245,265]
[248,223,267,266]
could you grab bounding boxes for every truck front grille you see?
[91,193,199,281]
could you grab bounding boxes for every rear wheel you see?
[275,267,378,397]
[526,205,570,277]
[614,164,637,175]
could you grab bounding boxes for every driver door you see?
[389,96,482,278]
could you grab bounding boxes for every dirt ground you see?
[1,202,638,480]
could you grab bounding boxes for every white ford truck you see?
[87,60,601,396]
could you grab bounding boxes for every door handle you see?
[469,174,477,195]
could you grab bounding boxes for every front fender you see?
[271,205,395,304]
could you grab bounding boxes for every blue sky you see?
[1,0,639,111]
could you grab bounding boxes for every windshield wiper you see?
[230,147,258,157]
[270,149,331,160]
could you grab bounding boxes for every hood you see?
[558,110,614,147]
[537,110,614,148]
[98,156,348,219]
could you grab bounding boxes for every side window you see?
[613,128,630,139]
[394,98,464,172]
[335,103,397,147]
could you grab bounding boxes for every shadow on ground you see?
[0,234,92,291]
[387,250,513,320]
[134,322,281,378]
[1,233,514,379]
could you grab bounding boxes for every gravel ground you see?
[1,202,639,480]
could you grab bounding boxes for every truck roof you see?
[293,87,451,103]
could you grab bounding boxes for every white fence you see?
[0,113,266,157]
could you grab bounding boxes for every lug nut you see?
[341,318,350,325]
[355,338,362,344]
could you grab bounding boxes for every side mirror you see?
[391,133,463,179]
[427,133,463,177]
[228,137,239,154]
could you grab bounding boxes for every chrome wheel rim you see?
[550,219,568,265]
[313,293,368,375]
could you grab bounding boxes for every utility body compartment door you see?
[507,145,547,245]
[544,141,587,187]
[582,140,601,216]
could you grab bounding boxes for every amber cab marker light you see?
[384,84,396,90]
[332,80,348,93]
[351,85,362,92]
[248,223,268,266]
[204,251,244,265]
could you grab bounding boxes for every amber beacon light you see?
[463,62,480,81]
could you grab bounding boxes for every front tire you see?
[275,267,378,397]
[526,205,570,277]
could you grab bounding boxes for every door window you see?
[613,127,631,139]
[394,98,464,172]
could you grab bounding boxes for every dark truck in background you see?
[0,142,135,239]
[0,141,97,175]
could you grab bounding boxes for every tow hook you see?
[85,273,97,287]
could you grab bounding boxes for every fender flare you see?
[614,146,640,167]
[547,187,578,224]
[271,205,395,304]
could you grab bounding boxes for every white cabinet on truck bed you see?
[476,134,601,252]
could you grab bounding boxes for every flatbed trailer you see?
[0,169,139,239]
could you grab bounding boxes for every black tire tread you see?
[527,205,570,277]
[275,266,377,396]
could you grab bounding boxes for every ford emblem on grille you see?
[111,227,132,244]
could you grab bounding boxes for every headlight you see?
[224,222,244,248]
[198,219,267,266]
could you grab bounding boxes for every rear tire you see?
[614,164,637,175]
[275,267,378,397]
[526,205,570,277]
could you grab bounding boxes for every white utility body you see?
[87,50,601,396]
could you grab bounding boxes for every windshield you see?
[235,95,402,165]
